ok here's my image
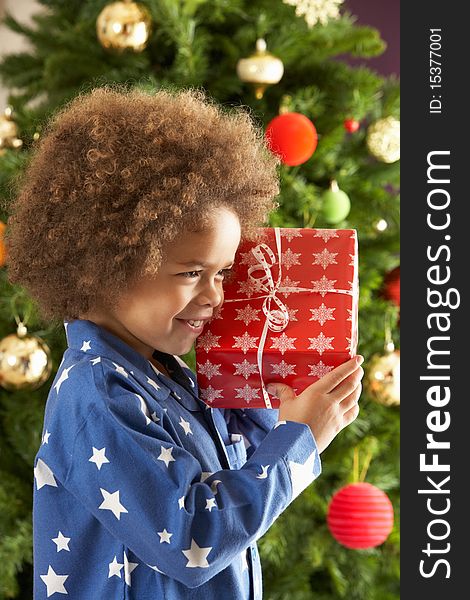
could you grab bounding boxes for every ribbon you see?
[223,227,357,408]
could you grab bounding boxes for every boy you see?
[5,86,362,599]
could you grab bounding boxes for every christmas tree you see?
[0,1,399,598]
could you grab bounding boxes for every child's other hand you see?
[268,356,364,454]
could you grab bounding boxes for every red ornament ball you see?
[344,118,360,133]
[265,112,318,166]
[327,482,394,549]
[382,266,400,307]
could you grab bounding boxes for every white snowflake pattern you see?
[308,360,334,378]
[197,360,222,380]
[237,278,263,298]
[233,359,259,380]
[308,332,335,355]
[311,275,337,297]
[283,0,344,28]
[309,303,336,326]
[312,248,338,270]
[270,332,297,355]
[235,304,261,326]
[281,248,302,270]
[349,253,356,267]
[232,332,259,354]
[196,331,221,353]
[286,306,299,321]
[239,250,261,267]
[313,229,340,243]
[212,306,224,320]
[347,308,352,322]
[280,229,303,243]
[234,385,261,405]
[200,386,224,404]
[270,360,297,378]
[279,275,300,298]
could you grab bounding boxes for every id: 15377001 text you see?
[429,29,442,115]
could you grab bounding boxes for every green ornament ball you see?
[321,184,351,224]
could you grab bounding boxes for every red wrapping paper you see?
[195,227,359,409]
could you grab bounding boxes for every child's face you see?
[82,207,241,359]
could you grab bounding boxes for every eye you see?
[179,269,233,279]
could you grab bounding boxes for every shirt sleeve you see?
[63,393,321,589]
[224,407,281,459]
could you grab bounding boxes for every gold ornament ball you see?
[236,38,284,100]
[0,332,52,391]
[96,1,152,52]
[0,107,23,151]
[367,349,400,406]
[366,116,400,163]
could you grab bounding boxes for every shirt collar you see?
[64,319,204,411]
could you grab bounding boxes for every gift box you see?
[195,227,359,409]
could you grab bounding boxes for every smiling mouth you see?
[175,319,205,333]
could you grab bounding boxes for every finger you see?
[266,383,296,401]
[343,402,360,425]
[339,383,362,413]
[329,366,364,402]
[313,355,364,394]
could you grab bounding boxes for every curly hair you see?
[5,85,280,324]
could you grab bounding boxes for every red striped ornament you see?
[326,482,394,549]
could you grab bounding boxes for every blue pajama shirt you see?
[33,318,321,599]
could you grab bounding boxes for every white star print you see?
[108,556,124,579]
[157,446,176,468]
[182,539,213,568]
[146,563,166,575]
[205,498,217,512]
[40,566,68,596]
[256,465,270,479]
[112,363,129,377]
[178,417,193,435]
[151,411,160,423]
[158,529,173,543]
[34,459,58,490]
[89,447,110,470]
[42,430,51,444]
[123,552,139,586]
[178,496,186,510]
[52,531,71,552]
[54,365,74,394]
[146,376,161,392]
[288,451,318,500]
[80,340,92,352]
[98,488,128,520]
[90,356,101,365]
[136,393,151,425]
[274,420,287,429]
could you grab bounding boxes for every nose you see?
[196,278,224,308]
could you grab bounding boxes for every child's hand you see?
[267,356,364,454]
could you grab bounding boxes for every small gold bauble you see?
[0,107,23,151]
[236,38,284,100]
[96,0,152,52]
[366,116,400,163]
[0,328,52,391]
[366,349,400,406]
